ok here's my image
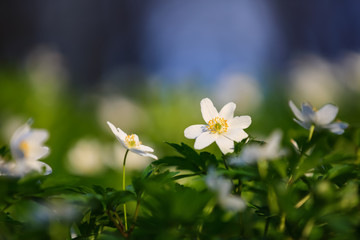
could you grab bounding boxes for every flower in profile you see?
[107,121,157,160]
[230,130,286,166]
[184,98,251,154]
[206,168,246,212]
[1,123,51,177]
[289,100,348,135]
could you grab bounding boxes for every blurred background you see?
[1,0,360,187]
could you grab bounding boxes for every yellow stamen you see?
[125,134,141,148]
[19,141,30,158]
[207,117,228,134]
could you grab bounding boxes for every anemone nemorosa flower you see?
[289,100,348,135]
[107,121,157,160]
[206,168,246,212]
[184,98,251,154]
[230,130,286,166]
[0,123,52,177]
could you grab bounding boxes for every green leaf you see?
[105,190,137,211]
[152,156,201,172]
[0,145,10,158]
[167,142,199,160]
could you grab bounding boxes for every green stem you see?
[123,149,129,232]
[128,198,141,234]
[222,155,229,170]
[263,217,270,240]
[308,125,315,142]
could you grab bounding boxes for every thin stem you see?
[308,125,315,142]
[295,193,311,209]
[123,149,129,232]
[236,178,242,196]
[128,198,141,234]
[279,213,286,232]
[114,211,125,229]
[107,210,128,238]
[222,156,229,170]
[132,198,141,223]
[263,217,270,240]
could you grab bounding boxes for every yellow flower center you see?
[207,117,228,134]
[125,134,141,148]
[19,141,30,158]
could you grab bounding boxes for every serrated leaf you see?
[199,152,218,168]
[152,156,201,172]
[105,190,136,210]
[167,142,199,160]
[92,185,106,196]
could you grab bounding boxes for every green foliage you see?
[152,142,218,175]
[2,124,360,240]
[1,72,360,239]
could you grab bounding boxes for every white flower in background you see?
[214,73,263,113]
[107,121,157,160]
[289,100,348,135]
[206,168,246,212]
[184,98,251,154]
[67,138,106,176]
[230,130,286,166]
[97,96,148,132]
[288,55,343,105]
[1,123,51,177]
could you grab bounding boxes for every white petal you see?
[301,103,315,122]
[219,195,246,212]
[107,121,127,141]
[232,146,260,165]
[200,98,219,123]
[216,136,234,154]
[34,161,52,175]
[324,122,348,135]
[138,145,154,152]
[143,153,158,160]
[132,134,140,144]
[184,124,207,139]
[10,124,30,146]
[216,177,233,197]
[205,167,218,190]
[265,131,282,152]
[130,149,158,160]
[316,104,338,125]
[28,130,49,144]
[289,100,304,121]
[294,118,311,130]
[224,128,248,142]
[194,132,216,150]
[219,102,236,120]
[228,116,251,129]
[264,131,283,158]
[28,146,50,160]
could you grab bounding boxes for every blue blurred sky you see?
[1,0,360,87]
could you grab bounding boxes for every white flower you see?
[206,168,246,212]
[184,98,251,154]
[67,138,106,176]
[107,121,158,160]
[289,100,348,135]
[230,130,286,166]
[1,123,51,177]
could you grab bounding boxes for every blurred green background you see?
[1,57,360,190]
[1,0,360,192]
